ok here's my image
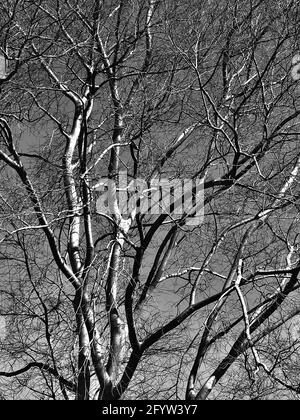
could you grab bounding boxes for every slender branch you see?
[0,362,76,393]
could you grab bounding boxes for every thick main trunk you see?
[75,313,91,400]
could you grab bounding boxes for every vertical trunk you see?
[74,293,91,400]
[106,220,131,383]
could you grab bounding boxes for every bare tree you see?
[0,0,300,400]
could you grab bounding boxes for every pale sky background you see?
[0,316,6,340]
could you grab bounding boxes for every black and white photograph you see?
[0,0,299,404]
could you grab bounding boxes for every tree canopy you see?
[0,0,300,400]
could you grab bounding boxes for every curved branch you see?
[0,362,76,393]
